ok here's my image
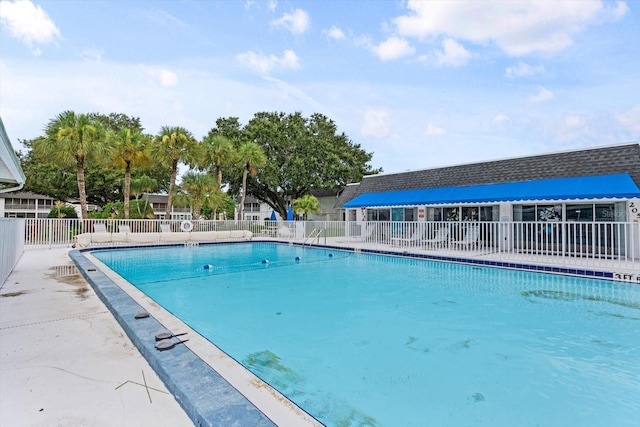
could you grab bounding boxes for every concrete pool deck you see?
[0,248,194,426]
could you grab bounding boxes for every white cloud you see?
[393,0,617,56]
[434,38,470,67]
[323,25,345,40]
[0,0,61,55]
[424,123,446,136]
[267,0,278,12]
[492,113,510,124]
[505,62,545,79]
[361,108,392,138]
[236,49,299,74]
[142,8,188,29]
[564,115,585,128]
[372,36,415,61]
[616,104,640,132]
[147,67,178,87]
[529,87,555,103]
[271,8,310,35]
[80,48,104,63]
[610,1,629,19]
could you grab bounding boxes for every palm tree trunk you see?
[216,166,223,191]
[124,161,131,219]
[166,160,178,219]
[76,157,88,220]
[192,203,201,221]
[239,168,248,221]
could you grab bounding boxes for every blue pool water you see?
[93,243,640,427]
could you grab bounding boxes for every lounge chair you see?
[91,222,112,244]
[422,227,449,249]
[277,225,292,238]
[449,225,479,249]
[391,226,429,247]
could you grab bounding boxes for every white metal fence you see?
[1,218,25,287]
[17,218,640,273]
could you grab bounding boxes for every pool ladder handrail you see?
[303,228,326,246]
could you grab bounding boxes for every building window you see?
[367,208,390,221]
[513,203,626,222]
[566,204,593,222]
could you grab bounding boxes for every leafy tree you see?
[207,117,244,144]
[33,111,106,219]
[173,171,223,220]
[106,128,150,218]
[237,141,267,220]
[149,126,198,218]
[18,141,79,201]
[292,194,320,220]
[89,112,142,132]
[234,112,380,219]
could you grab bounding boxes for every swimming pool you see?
[92,242,640,427]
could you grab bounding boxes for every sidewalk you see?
[0,248,193,427]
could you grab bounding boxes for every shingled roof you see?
[339,143,640,207]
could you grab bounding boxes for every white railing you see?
[1,218,25,287]
[20,218,640,273]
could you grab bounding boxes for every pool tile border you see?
[298,241,615,280]
[69,245,278,427]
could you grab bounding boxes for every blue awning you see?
[343,174,640,208]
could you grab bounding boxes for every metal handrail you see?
[303,228,326,246]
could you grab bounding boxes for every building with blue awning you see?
[338,143,640,224]
[344,173,640,208]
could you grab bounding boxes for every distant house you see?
[236,196,271,221]
[309,189,341,221]
[141,193,192,220]
[0,191,56,218]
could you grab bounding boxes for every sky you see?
[1,0,639,175]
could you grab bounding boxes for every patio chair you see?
[118,224,131,233]
[277,225,292,238]
[391,226,429,247]
[423,227,449,249]
[160,223,172,233]
[449,225,479,249]
[91,222,112,244]
[357,223,377,242]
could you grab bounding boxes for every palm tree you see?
[200,135,234,190]
[130,175,158,218]
[53,200,67,218]
[292,194,320,220]
[130,175,158,199]
[173,171,222,220]
[107,128,150,219]
[35,111,105,219]
[237,141,266,220]
[149,126,197,219]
